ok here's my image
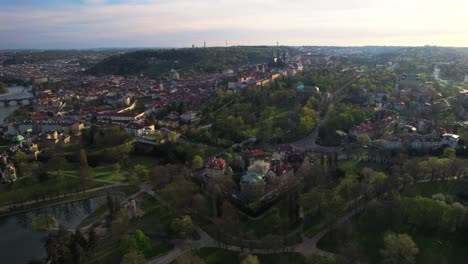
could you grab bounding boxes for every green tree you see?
[120,250,145,264]
[113,163,121,173]
[241,254,260,264]
[0,81,7,94]
[356,133,371,146]
[133,165,149,181]
[171,215,193,238]
[380,233,419,264]
[442,147,456,159]
[169,131,179,143]
[134,229,151,255]
[192,155,204,169]
[120,233,137,255]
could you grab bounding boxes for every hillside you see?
[86,46,294,78]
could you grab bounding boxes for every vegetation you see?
[31,214,56,231]
[87,47,295,78]
[0,81,7,94]
[177,248,307,264]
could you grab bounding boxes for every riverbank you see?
[0,85,33,123]
[0,184,138,218]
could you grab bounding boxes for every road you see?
[290,73,363,152]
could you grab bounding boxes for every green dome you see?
[13,134,25,143]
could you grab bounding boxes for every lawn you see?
[178,248,307,264]
[61,155,158,182]
[0,175,107,205]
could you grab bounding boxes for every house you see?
[240,171,266,201]
[441,133,460,148]
[205,158,227,178]
[180,111,200,123]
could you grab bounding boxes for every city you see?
[1,1,468,264]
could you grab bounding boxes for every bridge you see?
[0,95,35,106]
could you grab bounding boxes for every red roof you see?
[206,158,227,170]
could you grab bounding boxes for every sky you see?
[1,0,468,49]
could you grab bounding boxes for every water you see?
[0,195,119,263]
[0,85,33,123]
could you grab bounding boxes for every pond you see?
[0,195,122,263]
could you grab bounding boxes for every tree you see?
[356,133,371,146]
[264,207,282,234]
[133,165,149,181]
[112,208,130,236]
[134,229,151,255]
[88,228,97,251]
[171,215,193,238]
[248,160,270,175]
[169,131,179,143]
[0,81,7,94]
[113,163,121,173]
[79,149,91,183]
[380,233,419,264]
[442,147,456,159]
[241,254,260,264]
[120,233,137,255]
[192,155,204,169]
[120,250,145,264]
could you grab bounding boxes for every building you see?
[441,133,460,148]
[205,158,227,178]
[240,171,266,201]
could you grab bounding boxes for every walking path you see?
[144,184,364,264]
[0,172,127,214]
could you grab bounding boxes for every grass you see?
[61,155,158,182]
[0,174,107,206]
[31,214,56,231]
[176,248,307,264]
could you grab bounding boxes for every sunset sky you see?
[1,0,468,49]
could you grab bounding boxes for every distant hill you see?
[86,46,295,78]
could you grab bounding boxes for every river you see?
[0,85,34,123]
[0,195,120,263]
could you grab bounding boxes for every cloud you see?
[0,0,468,48]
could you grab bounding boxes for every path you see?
[144,183,362,264]
[0,182,127,213]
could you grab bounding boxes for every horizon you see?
[2,44,468,52]
[1,0,468,49]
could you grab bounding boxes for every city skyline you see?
[1,0,468,49]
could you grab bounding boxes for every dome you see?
[13,134,24,143]
[170,69,180,80]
